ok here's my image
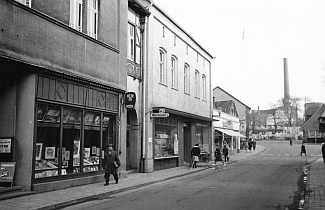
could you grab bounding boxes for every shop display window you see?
[196,123,209,153]
[63,108,82,175]
[154,118,178,158]
[83,112,101,173]
[35,104,60,179]
[34,103,117,180]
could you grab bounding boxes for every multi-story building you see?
[213,86,251,139]
[302,102,325,143]
[137,1,215,172]
[0,0,129,193]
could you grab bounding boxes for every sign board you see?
[0,162,16,186]
[0,138,11,153]
[151,109,169,118]
[125,92,136,110]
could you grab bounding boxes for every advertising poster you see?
[0,138,11,153]
[0,162,16,185]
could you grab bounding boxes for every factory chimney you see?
[283,58,290,112]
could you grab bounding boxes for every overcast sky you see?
[154,0,325,110]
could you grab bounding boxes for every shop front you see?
[151,109,212,171]
[33,75,121,192]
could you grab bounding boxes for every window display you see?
[154,118,178,158]
[34,103,116,179]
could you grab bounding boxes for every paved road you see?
[62,141,320,210]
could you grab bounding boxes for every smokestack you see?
[283,58,290,111]
[283,58,290,100]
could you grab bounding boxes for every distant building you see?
[213,86,251,139]
[302,103,325,143]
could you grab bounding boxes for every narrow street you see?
[62,141,321,210]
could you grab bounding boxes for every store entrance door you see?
[183,122,191,163]
[126,110,139,171]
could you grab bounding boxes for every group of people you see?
[190,142,231,168]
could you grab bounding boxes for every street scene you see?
[1,0,325,210]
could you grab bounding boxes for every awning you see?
[215,128,246,138]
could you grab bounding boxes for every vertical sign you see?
[125,92,136,110]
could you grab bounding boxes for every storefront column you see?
[237,137,240,153]
[231,136,234,150]
[15,74,36,191]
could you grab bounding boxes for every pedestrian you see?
[103,144,121,186]
[321,143,325,163]
[213,144,225,166]
[248,138,253,153]
[289,139,293,146]
[244,140,248,153]
[300,142,307,156]
[190,143,201,168]
[222,144,229,162]
[253,139,256,150]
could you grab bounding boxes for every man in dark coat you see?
[103,144,121,186]
[300,142,307,156]
[190,143,201,168]
[213,144,225,166]
[222,144,229,162]
[322,143,325,163]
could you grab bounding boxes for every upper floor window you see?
[159,48,167,85]
[195,70,200,98]
[15,0,31,7]
[127,24,135,61]
[70,0,83,31]
[87,0,98,39]
[171,56,178,89]
[163,26,165,37]
[202,74,206,100]
[184,64,190,94]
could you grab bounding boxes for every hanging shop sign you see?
[125,92,136,110]
[151,108,169,118]
[0,162,16,186]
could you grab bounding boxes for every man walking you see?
[213,144,225,166]
[300,142,307,156]
[322,142,325,163]
[103,144,121,186]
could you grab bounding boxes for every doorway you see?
[183,122,191,163]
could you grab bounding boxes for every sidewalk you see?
[0,146,266,210]
[304,157,325,210]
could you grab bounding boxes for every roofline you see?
[213,86,251,109]
[152,3,215,60]
[302,105,325,128]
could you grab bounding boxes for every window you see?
[171,56,178,89]
[159,48,167,85]
[127,24,135,61]
[184,64,190,94]
[87,0,98,39]
[202,74,206,100]
[34,103,116,179]
[154,118,178,158]
[70,0,83,31]
[15,0,31,7]
[195,70,200,97]
[163,26,165,37]
[309,130,315,138]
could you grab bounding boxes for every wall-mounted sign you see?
[0,138,11,153]
[125,92,136,110]
[151,109,169,118]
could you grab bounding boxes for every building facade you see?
[0,0,128,192]
[213,86,251,139]
[137,1,215,172]
[302,103,325,143]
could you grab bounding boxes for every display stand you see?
[0,138,15,187]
